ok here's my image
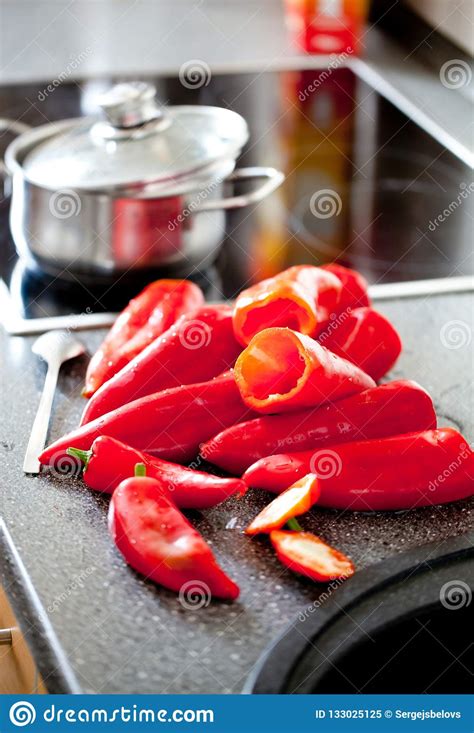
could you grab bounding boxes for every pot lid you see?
[22,82,249,193]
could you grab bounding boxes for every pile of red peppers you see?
[39,265,474,602]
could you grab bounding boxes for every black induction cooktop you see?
[1,67,472,320]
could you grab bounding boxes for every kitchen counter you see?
[1,286,473,693]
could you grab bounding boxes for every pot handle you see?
[0,118,32,197]
[198,166,285,211]
[0,118,32,137]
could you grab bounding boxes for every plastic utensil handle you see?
[23,362,60,474]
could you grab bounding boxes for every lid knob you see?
[97,82,163,129]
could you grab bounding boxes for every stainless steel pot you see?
[0,82,284,281]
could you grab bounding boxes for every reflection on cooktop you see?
[0,67,472,318]
[6,260,224,319]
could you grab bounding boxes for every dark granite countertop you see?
[0,288,473,694]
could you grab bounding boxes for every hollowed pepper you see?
[68,436,246,510]
[243,428,474,511]
[234,327,375,414]
[84,279,204,397]
[109,464,239,600]
[232,265,342,346]
[40,371,253,468]
[81,304,242,424]
[201,380,437,475]
[317,306,402,381]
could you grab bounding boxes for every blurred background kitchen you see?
[0,0,473,320]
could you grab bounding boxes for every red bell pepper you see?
[243,428,474,511]
[109,464,239,600]
[270,528,355,582]
[81,304,241,424]
[67,436,246,510]
[201,380,437,475]
[232,265,342,346]
[245,474,320,535]
[234,327,375,414]
[320,263,370,312]
[84,279,204,397]
[40,372,253,468]
[317,307,402,381]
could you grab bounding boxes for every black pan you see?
[246,534,474,694]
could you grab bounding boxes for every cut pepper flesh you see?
[270,530,355,582]
[246,474,320,535]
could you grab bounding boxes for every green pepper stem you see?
[67,447,92,469]
[134,463,147,477]
[287,517,304,532]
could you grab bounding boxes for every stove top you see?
[1,67,472,320]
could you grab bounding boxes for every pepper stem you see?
[67,447,93,469]
[287,518,304,532]
[134,463,147,477]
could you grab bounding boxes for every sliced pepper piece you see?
[317,307,402,381]
[320,263,370,312]
[245,474,320,535]
[40,371,254,468]
[232,265,342,346]
[234,327,375,414]
[270,530,355,582]
[109,464,239,600]
[84,279,204,397]
[243,428,474,511]
[202,380,436,475]
[81,304,241,424]
[68,436,246,509]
